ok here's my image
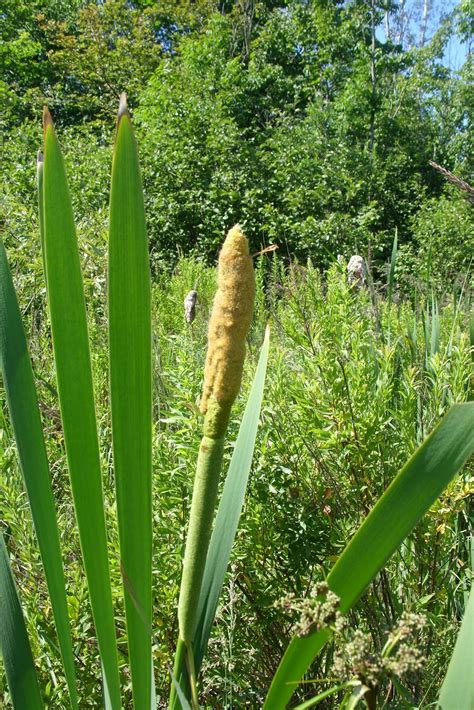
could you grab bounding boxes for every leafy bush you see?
[398,189,474,293]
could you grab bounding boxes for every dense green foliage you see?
[1,1,473,707]
[1,0,473,280]
[1,254,473,706]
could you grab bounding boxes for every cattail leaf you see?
[0,239,77,708]
[0,534,44,709]
[108,95,153,709]
[170,672,192,710]
[430,294,440,358]
[264,403,474,709]
[438,584,474,708]
[42,109,121,709]
[193,326,270,669]
[387,229,397,309]
[469,310,474,362]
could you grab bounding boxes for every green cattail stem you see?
[178,434,225,643]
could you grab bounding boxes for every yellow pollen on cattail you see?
[200,225,255,429]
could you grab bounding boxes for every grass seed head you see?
[201,224,255,436]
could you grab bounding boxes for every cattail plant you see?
[172,225,255,705]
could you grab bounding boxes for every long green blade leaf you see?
[0,533,44,709]
[170,672,192,710]
[108,95,152,709]
[264,403,474,709]
[387,229,397,345]
[388,230,397,303]
[42,109,121,708]
[294,682,361,709]
[0,239,77,707]
[438,584,474,709]
[193,326,270,669]
[469,310,474,363]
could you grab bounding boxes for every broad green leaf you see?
[42,109,121,709]
[264,403,474,709]
[0,239,77,708]
[193,326,270,669]
[438,585,474,709]
[0,533,44,710]
[108,95,152,709]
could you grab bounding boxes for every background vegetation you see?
[1,0,473,707]
[2,0,473,281]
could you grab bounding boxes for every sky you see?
[375,0,470,70]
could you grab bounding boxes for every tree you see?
[41,1,162,122]
[0,0,83,125]
[137,0,467,267]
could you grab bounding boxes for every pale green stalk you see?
[178,435,226,643]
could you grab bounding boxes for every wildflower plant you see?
[332,613,427,703]
[275,582,344,637]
